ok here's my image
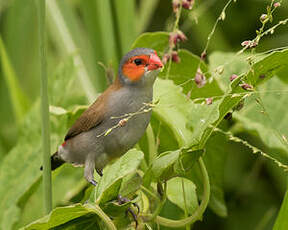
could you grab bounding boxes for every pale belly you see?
[102,110,151,158]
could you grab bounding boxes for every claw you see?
[89,179,97,186]
[132,202,140,215]
[118,195,139,227]
[126,207,138,227]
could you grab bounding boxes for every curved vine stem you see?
[154,157,210,228]
[86,204,117,230]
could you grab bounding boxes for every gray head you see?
[118,48,163,87]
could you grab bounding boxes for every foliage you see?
[0,0,288,230]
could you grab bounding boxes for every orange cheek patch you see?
[122,64,145,81]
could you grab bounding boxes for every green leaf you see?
[273,190,288,230]
[166,177,199,215]
[209,52,250,90]
[22,203,102,230]
[95,149,144,204]
[202,132,228,217]
[153,78,221,148]
[234,77,288,168]
[131,32,169,54]
[143,149,203,186]
[198,49,288,150]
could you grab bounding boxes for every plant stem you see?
[37,0,52,214]
[146,124,157,165]
[153,157,210,227]
[86,204,117,230]
[181,178,190,230]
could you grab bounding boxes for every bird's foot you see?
[96,168,103,177]
[118,195,140,227]
[89,179,97,186]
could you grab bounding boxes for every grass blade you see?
[47,0,97,102]
[0,35,29,123]
[112,0,136,55]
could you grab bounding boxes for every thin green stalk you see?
[166,1,182,79]
[36,0,52,214]
[153,157,210,227]
[86,204,117,230]
[146,124,157,165]
[181,178,190,230]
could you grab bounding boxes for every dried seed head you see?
[241,40,258,48]
[169,30,187,47]
[194,69,206,88]
[171,51,181,63]
[172,0,180,13]
[230,74,238,81]
[260,14,268,22]
[240,83,253,90]
[205,98,213,105]
[182,0,193,10]
[118,118,128,127]
[273,2,281,8]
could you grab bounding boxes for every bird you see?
[44,48,163,185]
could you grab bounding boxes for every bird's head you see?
[118,48,163,87]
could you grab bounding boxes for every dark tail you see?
[40,152,65,171]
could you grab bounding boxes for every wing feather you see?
[64,78,122,140]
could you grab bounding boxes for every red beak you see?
[148,53,163,71]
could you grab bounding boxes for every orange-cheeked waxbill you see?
[47,48,163,185]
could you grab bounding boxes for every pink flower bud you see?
[241,40,250,47]
[171,51,181,63]
[240,83,253,90]
[273,2,281,8]
[182,0,194,10]
[230,74,238,81]
[182,1,192,10]
[260,14,268,22]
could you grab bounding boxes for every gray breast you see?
[101,86,153,157]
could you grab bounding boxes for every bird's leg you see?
[84,154,97,186]
[118,195,140,227]
[96,168,103,177]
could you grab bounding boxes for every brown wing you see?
[64,78,122,141]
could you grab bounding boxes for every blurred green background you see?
[0,0,288,229]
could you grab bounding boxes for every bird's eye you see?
[134,59,143,66]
